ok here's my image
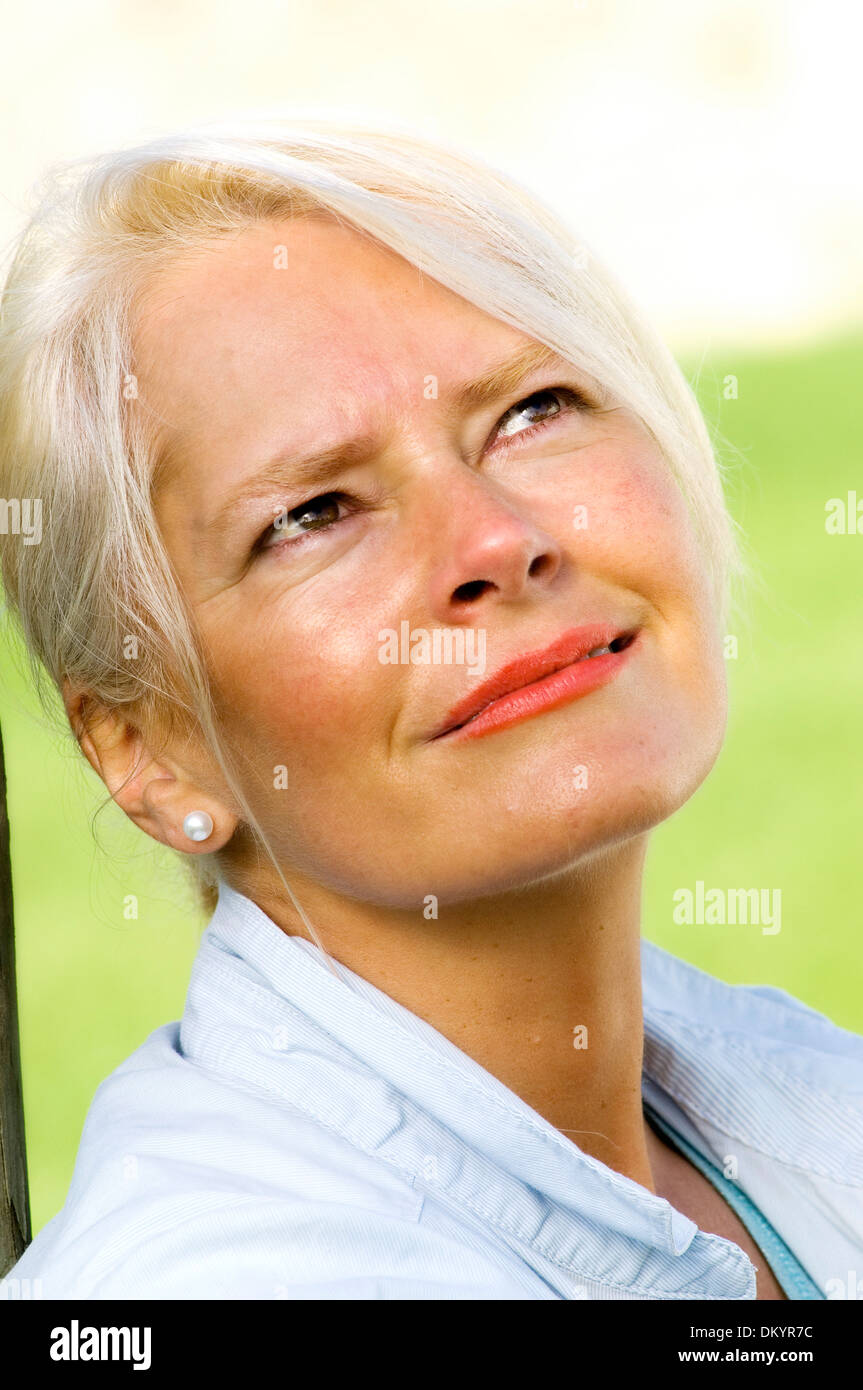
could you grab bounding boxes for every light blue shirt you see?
[8,880,863,1299]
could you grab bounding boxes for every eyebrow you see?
[203,340,572,542]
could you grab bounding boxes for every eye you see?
[489,386,589,451]
[255,492,349,554]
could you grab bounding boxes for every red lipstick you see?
[428,624,638,742]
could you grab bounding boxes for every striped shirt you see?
[8,879,863,1299]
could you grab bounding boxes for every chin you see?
[432,715,727,900]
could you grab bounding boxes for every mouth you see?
[428,625,639,743]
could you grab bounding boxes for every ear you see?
[61,679,238,855]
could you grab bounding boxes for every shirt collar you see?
[180,878,844,1297]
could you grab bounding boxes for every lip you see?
[428,624,639,742]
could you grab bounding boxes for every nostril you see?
[528,554,554,579]
[453,579,493,602]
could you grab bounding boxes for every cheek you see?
[200,561,408,796]
[556,444,710,608]
[208,624,370,770]
[527,444,727,775]
[579,448,726,677]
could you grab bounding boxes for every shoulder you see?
[7,1023,528,1300]
[641,939,863,1180]
[642,938,863,1072]
[640,942,863,1281]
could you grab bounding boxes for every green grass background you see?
[2,331,861,1238]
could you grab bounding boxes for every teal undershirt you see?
[644,1104,824,1300]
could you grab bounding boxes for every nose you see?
[422,467,563,623]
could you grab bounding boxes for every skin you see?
[65,215,785,1298]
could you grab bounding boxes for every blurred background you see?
[0,0,860,1236]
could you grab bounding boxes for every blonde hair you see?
[0,114,744,926]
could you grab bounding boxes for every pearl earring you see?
[182,810,214,843]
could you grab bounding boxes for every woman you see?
[1,117,860,1301]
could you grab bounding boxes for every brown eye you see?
[257,493,346,553]
[492,387,588,447]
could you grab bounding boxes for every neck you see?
[228,834,657,1193]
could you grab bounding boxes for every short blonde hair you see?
[0,114,743,919]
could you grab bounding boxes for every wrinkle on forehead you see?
[130,215,536,503]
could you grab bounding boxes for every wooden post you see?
[0,721,30,1275]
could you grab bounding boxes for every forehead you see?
[133,217,529,469]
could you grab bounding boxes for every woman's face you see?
[137,216,727,908]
